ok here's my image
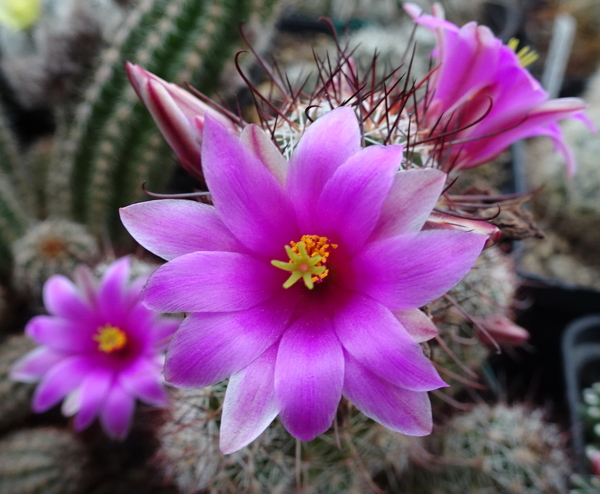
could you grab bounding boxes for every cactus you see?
[0,105,33,268]
[570,473,600,493]
[157,386,421,493]
[526,68,600,268]
[11,219,99,296]
[47,0,283,240]
[155,386,225,493]
[0,334,36,431]
[301,408,421,494]
[427,247,519,399]
[0,0,128,111]
[0,427,89,494]
[403,403,570,494]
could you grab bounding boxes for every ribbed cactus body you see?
[0,335,36,431]
[0,427,88,494]
[48,0,281,240]
[423,404,570,494]
[0,106,32,267]
[12,219,99,296]
[428,247,518,397]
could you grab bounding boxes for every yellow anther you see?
[271,234,338,289]
[508,38,539,67]
[94,325,128,353]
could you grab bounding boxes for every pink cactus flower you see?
[121,107,487,453]
[126,62,238,179]
[405,3,593,176]
[11,257,179,439]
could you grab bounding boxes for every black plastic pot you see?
[562,315,600,474]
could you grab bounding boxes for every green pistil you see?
[271,241,326,290]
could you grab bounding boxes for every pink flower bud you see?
[477,314,530,347]
[126,62,238,179]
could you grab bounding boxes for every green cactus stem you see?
[48,0,282,241]
[0,334,36,431]
[0,427,89,494]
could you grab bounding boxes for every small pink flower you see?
[126,62,238,178]
[121,107,487,453]
[405,3,593,175]
[11,257,179,439]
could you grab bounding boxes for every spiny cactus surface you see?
[12,219,99,296]
[48,0,282,240]
[0,427,88,494]
[420,403,570,494]
[0,334,36,431]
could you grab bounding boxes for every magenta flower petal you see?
[143,251,282,313]
[152,318,181,351]
[240,124,288,186]
[355,230,486,310]
[343,353,432,436]
[165,293,295,388]
[74,369,112,431]
[220,344,279,454]
[334,294,445,391]
[274,315,344,441]
[120,100,491,450]
[10,347,66,382]
[73,265,97,305]
[32,356,91,412]
[100,383,136,440]
[119,360,167,407]
[25,316,97,353]
[96,257,131,324]
[316,145,403,252]
[43,275,94,321]
[202,117,298,259]
[405,3,592,172]
[120,200,241,261]
[287,107,361,229]
[394,309,439,343]
[371,168,447,240]
[14,257,177,439]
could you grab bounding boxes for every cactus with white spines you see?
[403,403,570,494]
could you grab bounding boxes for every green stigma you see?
[271,235,337,290]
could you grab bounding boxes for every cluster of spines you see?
[47,0,282,240]
[409,403,571,494]
[0,427,89,494]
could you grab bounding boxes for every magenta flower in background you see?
[121,107,487,453]
[405,3,593,175]
[11,257,179,440]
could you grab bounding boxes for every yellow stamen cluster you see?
[507,38,539,67]
[94,325,128,353]
[271,235,338,289]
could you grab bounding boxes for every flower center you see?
[507,38,539,67]
[271,235,338,290]
[94,324,128,353]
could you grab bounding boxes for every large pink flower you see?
[120,107,487,453]
[11,257,179,439]
[405,3,593,175]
